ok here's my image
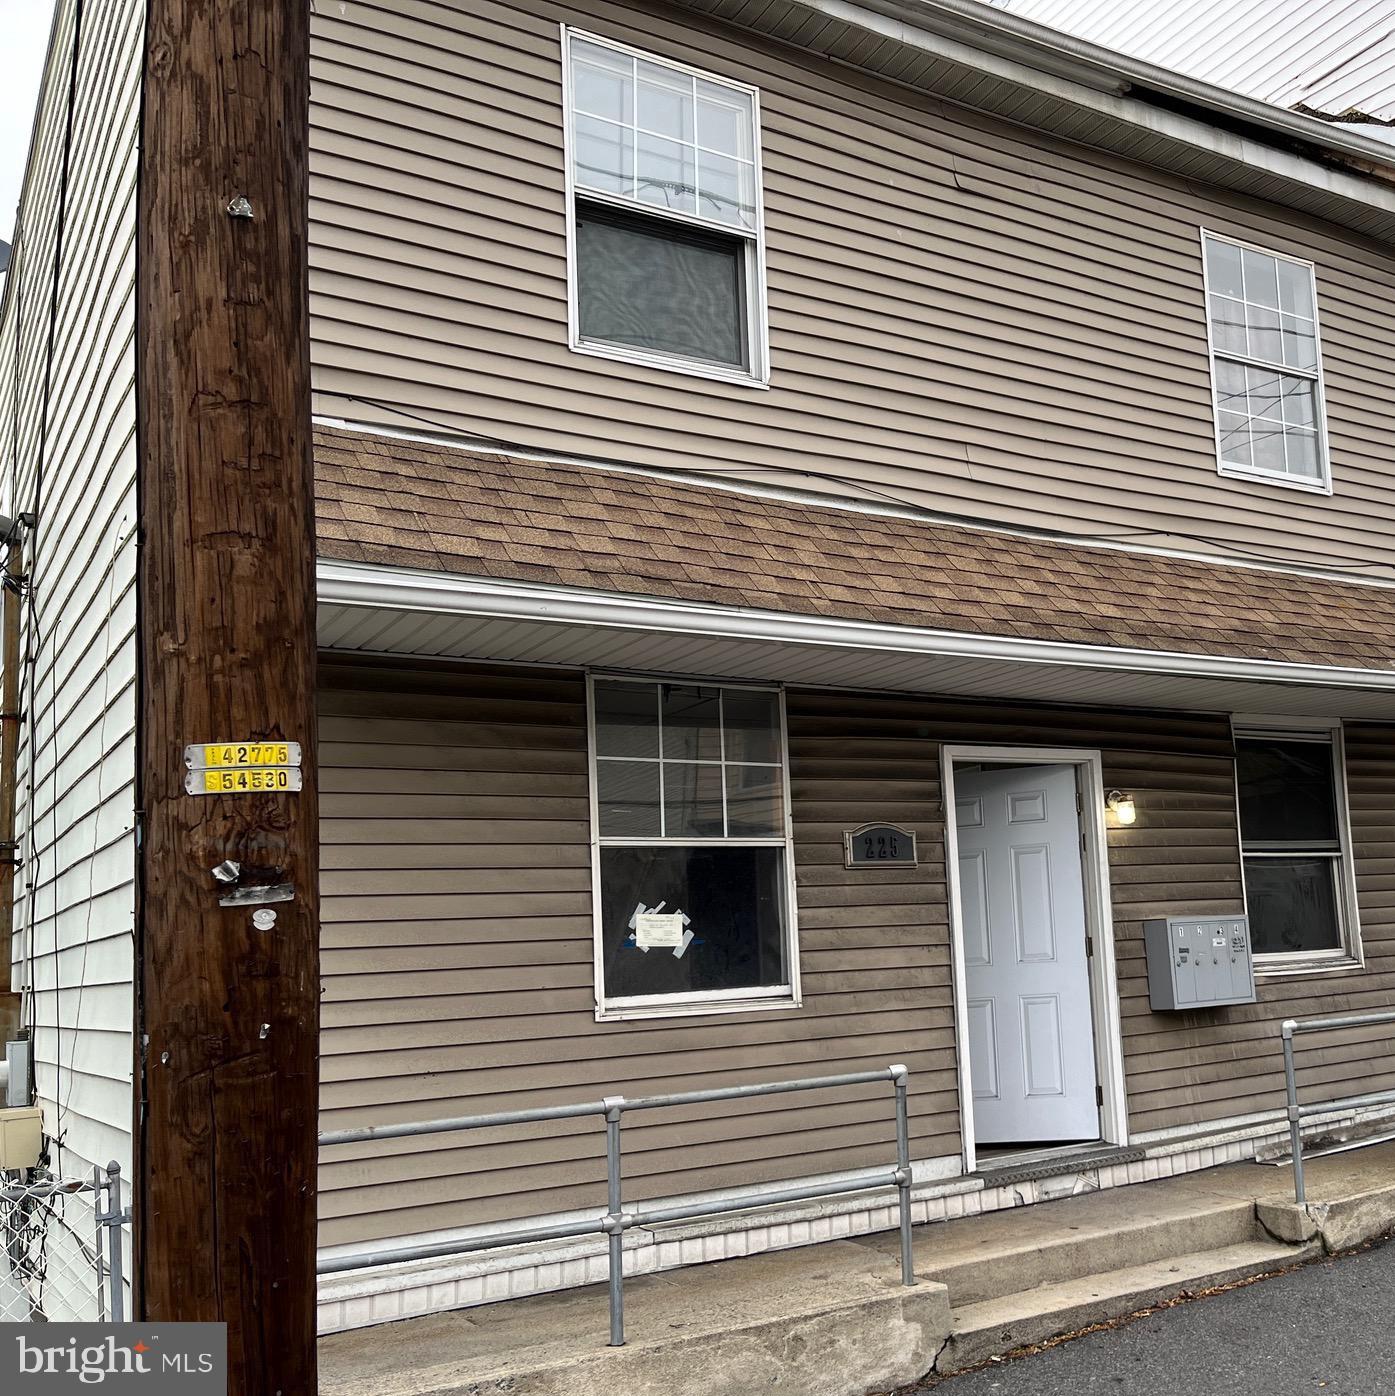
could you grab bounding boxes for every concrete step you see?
[853,1169,1268,1307]
[938,1237,1318,1374]
[921,1194,1259,1305]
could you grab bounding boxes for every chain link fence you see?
[0,1163,128,1322]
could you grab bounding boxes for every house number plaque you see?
[844,822,917,868]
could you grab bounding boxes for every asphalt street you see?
[917,1238,1395,1396]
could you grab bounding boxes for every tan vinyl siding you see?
[797,694,1395,1137]
[318,658,952,1248]
[308,0,1395,574]
[1114,725,1395,1136]
[318,657,1395,1247]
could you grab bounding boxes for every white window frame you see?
[1231,716,1363,978]
[1200,229,1332,495]
[561,27,770,389]
[587,672,800,1021]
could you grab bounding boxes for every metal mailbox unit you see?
[1143,915,1256,1010]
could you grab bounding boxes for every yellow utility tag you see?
[201,742,294,768]
[182,740,303,794]
[198,767,300,794]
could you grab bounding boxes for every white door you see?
[954,762,1099,1145]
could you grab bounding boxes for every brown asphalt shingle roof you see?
[314,425,1395,672]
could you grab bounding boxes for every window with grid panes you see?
[565,32,766,381]
[1203,233,1328,488]
[590,678,795,1012]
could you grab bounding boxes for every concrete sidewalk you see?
[319,1141,1395,1396]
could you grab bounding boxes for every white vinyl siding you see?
[0,0,141,1313]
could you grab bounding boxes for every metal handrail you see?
[318,1064,917,1345]
[1281,1011,1395,1205]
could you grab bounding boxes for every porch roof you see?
[313,424,1395,674]
[313,423,1395,720]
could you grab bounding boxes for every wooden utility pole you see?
[134,4,318,1393]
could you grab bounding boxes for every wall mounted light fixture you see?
[1106,790,1137,826]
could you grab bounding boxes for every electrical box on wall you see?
[0,1106,42,1170]
[1144,915,1256,1010]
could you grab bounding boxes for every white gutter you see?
[317,560,1395,694]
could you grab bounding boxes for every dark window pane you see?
[601,845,788,998]
[663,761,724,838]
[594,681,658,759]
[660,684,721,761]
[597,760,660,837]
[1244,856,1342,955]
[722,689,780,764]
[577,203,747,368]
[1236,738,1338,846]
[725,763,783,837]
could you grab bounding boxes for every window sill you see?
[1254,955,1364,980]
[570,337,770,390]
[596,992,799,1023]
[1217,462,1333,495]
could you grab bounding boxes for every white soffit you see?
[317,562,1395,720]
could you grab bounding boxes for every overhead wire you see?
[321,391,1395,579]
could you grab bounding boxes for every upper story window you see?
[1235,724,1360,973]
[1202,232,1330,493]
[563,31,768,386]
[589,676,797,1019]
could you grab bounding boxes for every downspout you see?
[0,512,30,1048]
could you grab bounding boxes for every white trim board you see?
[711,0,1395,241]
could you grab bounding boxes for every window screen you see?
[592,679,793,1008]
[1204,235,1326,486]
[1236,733,1351,958]
[576,207,746,368]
